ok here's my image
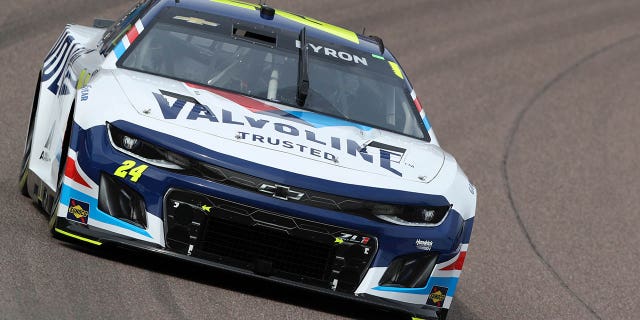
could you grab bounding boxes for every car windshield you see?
[120,12,427,139]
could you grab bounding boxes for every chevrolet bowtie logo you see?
[258,184,305,201]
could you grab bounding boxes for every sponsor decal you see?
[388,61,404,79]
[153,90,404,176]
[39,151,51,162]
[426,286,448,307]
[306,43,368,66]
[259,184,305,201]
[67,198,89,224]
[76,70,92,90]
[173,16,219,27]
[42,29,89,95]
[338,233,371,245]
[415,239,433,251]
[114,160,148,183]
[80,86,90,102]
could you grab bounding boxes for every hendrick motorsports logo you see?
[415,239,433,251]
[426,286,448,307]
[67,198,89,224]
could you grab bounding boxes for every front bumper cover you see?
[53,218,442,319]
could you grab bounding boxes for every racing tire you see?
[19,72,41,196]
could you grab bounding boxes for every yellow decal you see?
[201,205,212,212]
[210,0,258,10]
[275,11,359,44]
[114,160,148,183]
[334,237,344,244]
[388,61,404,79]
[174,16,219,27]
[428,289,446,305]
[68,205,88,219]
[210,0,359,43]
[76,69,91,89]
[54,228,102,246]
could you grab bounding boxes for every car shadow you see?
[60,240,406,319]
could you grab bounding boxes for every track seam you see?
[503,33,640,320]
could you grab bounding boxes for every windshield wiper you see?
[296,27,309,106]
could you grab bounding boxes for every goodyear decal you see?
[42,28,89,95]
[210,0,359,43]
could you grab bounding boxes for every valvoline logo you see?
[67,198,89,224]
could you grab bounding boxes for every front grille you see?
[164,189,377,292]
[200,216,334,282]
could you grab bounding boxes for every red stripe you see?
[414,97,423,113]
[440,251,466,271]
[64,157,91,189]
[186,83,280,113]
[126,25,140,44]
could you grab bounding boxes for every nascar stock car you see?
[19,0,476,319]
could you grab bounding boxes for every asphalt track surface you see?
[1,1,639,319]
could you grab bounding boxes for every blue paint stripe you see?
[422,116,432,131]
[60,184,152,238]
[113,42,126,59]
[373,276,459,296]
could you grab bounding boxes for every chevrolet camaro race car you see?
[19,0,476,319]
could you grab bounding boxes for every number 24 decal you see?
[114,160,148,182]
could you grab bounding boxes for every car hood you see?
[113,69,445,183]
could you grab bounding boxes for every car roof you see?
[150,0,395,61]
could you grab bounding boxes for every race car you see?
[19,0,476,319]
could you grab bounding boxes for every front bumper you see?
[55,122,473,319]
[53,218,441,319]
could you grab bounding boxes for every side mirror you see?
[93,19,115,29]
